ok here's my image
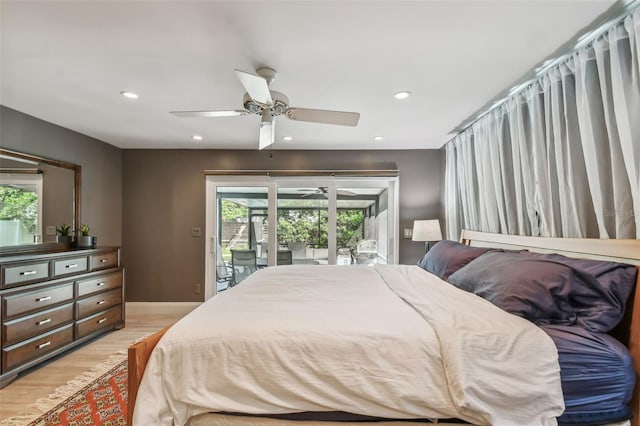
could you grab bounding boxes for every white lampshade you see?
[412,219,442,242]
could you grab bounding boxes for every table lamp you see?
[412,219,442,253]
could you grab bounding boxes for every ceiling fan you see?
[170,67,361,150]
[298,187,357,198]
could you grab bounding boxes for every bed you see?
[128,230,640,426]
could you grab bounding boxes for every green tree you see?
[277,208,364,248]
[336,209,364,248]
[277,209,319,245]
[0,186,38,235]
[221,199,248,222]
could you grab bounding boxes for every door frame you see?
[205,175,399,300]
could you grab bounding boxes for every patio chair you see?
[231,249,257,286]
[355,239,378,265]
[216,247,233,291]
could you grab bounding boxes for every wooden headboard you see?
[460,230,640,426]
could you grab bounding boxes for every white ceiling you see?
[0,0,617,150]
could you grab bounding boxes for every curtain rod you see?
[204,169,399,177]
[445,0,639,145]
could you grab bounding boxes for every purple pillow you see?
[416,240,496,280]
[448,251,637,332]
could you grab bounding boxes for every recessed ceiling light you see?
[120,91,139,99]
[373,136,384,141]
[192,135,203,141]
[393,91,411,100]
[282,136,293,141]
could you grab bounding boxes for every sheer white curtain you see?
[446,7,639,240]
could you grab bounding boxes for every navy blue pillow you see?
[416,240,495,280]
[447,251,636,332]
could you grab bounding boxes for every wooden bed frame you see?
[128,231,640,426]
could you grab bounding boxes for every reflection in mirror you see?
[0,149,79,249]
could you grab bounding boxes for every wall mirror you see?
[0,148,80,252]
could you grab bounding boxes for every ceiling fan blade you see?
[337,189,357,196]
[258,110,275,150]
[234,70,273,106]
[285,108,360,126]
[170,110,248,118]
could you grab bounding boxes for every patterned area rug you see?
[1,354,128,426]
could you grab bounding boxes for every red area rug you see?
[35,359,127,425]
[1,355,128,426]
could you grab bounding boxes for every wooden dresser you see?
[0,247,124,388]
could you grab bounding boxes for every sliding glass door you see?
[205,176,398,298]
[335,184,390,265]
[277,186,330,265]
[214,186,270,292]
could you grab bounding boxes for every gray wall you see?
[123,149,444,302]
[0,106,445,303]
[0,106,122,246]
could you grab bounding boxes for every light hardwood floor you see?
[0,307,187,420]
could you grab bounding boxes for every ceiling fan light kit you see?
[170,66,361,150]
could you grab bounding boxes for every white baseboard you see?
[126,302,201,316]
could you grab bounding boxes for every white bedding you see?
[133,265,564,426]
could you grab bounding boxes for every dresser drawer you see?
[2,303,74,346]
[3,282,74,320]
[75,306,122,339]
[76,289,121,319]
[76,271,122,297]
[2,261,50,288]
[2,325,73,372]
[90,251,118,271]
[53,256,88,277]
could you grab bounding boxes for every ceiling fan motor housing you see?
[243,91,289,116]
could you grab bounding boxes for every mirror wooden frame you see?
[0,148,81,254]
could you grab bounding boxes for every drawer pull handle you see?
[97,300,106,305]
[20,270,37,276]
[37,341,51,349]
[96,282,105,287]
[37,318,52,326]
[36,296,52,302]
[100,259,108,263]
[97,318,107,324]
[65,263,78,269]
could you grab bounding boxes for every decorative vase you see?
[77,235,94,248]
[57,235,72,244]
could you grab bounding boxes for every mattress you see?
[186,413,463,425]
[540,325,635,425]
[186,413,632,426]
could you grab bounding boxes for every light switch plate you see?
[403,228,413,239]
[191,227,201,237]
[46,225,57,236]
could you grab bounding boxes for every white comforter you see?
[133,265,564,426]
